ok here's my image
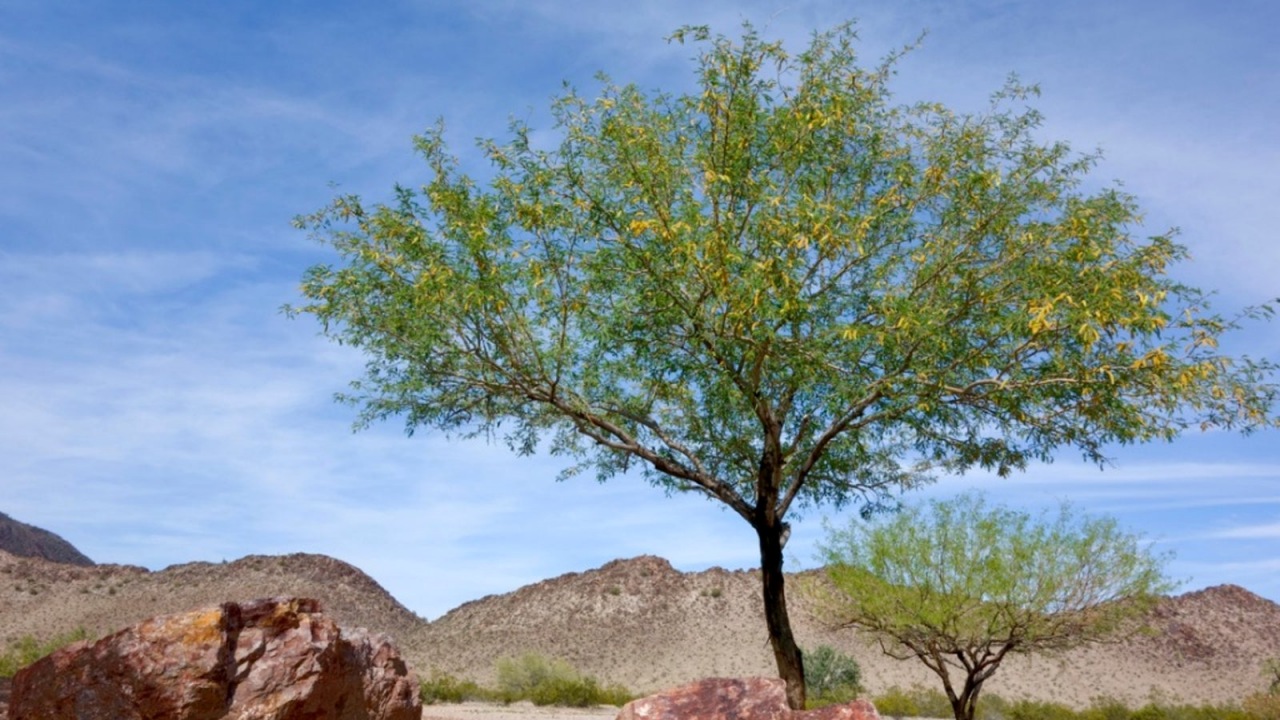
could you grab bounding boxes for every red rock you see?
[8,597,420,720]
[615,677,879,720]
[616,677,789,720]
[795,698,880,720]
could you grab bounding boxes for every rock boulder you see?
[616,677,878,720]
[8,597,420,720]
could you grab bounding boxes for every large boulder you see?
[615,677,879,720]
[8,597,420,720]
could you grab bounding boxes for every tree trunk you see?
[757,521,806,709]
[943,671,982,720]
[949,687,979,720]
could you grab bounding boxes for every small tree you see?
[291,22,1276,708]
[815,492,1174,720]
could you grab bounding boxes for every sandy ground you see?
[417,702,948,720]
[420,702,619,720]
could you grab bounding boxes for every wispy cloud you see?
[1203,522,1280,541]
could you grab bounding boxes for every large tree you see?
[814,492,1174,720]
[291,24,1276,708]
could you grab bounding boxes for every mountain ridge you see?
[2,550,1276,707]
[0,513,93,567]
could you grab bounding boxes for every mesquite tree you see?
[291,24,1276,708]
[816,492,1173,720]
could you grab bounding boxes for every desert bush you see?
[1127,700,1253,720]
[873,685,953,719]
[496,653,578,699]
[1264,658,1280,695]
[1081,696,1132,720]
[494,653,632,707]
[978,692,1011,719]
[1005,699,1079,720]
[528,674,631,707]
[419,669,492,704]
[871,686,918,719]
[0,628,89,678]
[803,645,863,708]
[1245,692,1280,720]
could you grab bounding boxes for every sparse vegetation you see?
[495,652,632,706]
[1265,658,1280,695]
[868,686,1264,720]
[1240,658,1280,720]
[0,628,90,678]
[873,685,955,719]
[419,653,634,707]
[1243,692,1280,720]
[419,668,490,704]
[803,645,863,708]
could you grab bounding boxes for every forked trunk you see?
[941,671,983,720]
[948,688,980,720]
[757,521,805,709]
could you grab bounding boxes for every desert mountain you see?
[3,551,1277,707]
[0,549,421,653]
[412,556,1280,706]
[0,513,93,567]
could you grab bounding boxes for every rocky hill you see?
[0,513,92,566]
[3,551,1277,708]
[0,549,421,653]
[411,556,1280,706]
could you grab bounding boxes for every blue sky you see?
[2,1,1277,620]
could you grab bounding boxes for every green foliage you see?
[979,693,1014,719]
[0,628,89,678]
[803,645,863,707]
[291,19,1277,707]
[1006,699,1081,720]
[818,492,1172,720]
[419,669,492,704]
[494,653,632,707]
[495,653,578,699]
[873,685,954,719]
[1081,696,1134,720]
[292,20,1277,525]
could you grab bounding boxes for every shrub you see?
[1129,705,1168,720]
[803,645,863,708]
[419,669,491,704]
[1265,658,1280,696]
[1006,699,1079,720]
[978,692,1011,720]
[1081,696,1131,720]
[1245,692,1280,720]
[496,653,578,699]
[873,685,953,719]
[0,628,89,678]
[494,653,632,707]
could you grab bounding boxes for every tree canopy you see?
[815,492,1174,720]
[291,22,1276,707]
